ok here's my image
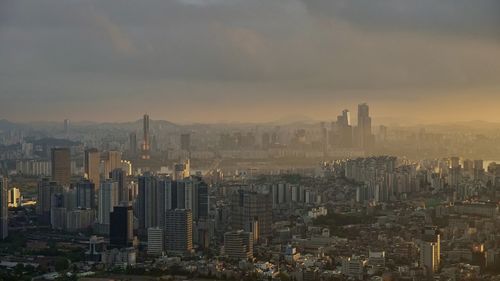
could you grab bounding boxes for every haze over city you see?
[3,1,500,281]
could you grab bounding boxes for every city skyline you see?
[2,1,500,280]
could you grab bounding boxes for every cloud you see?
[88,6,137,56]
[1,0,500,122]
[300,0,500,41]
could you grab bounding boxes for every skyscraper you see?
[51,147,71,185]
[357,103,373,151]
[137,173,158,230]
[37,178,63,224]
[63,119,70,134]
[165,209,193,255]
[196,180,209,221]
[76,180,96,209]
[231,190,272,242]
[142,114,150,160]
[103,151,121,179]
[0,177,8,239]
[110,168,128,204]
[420,226,441,276]
[98,180,119,225]
[84,148,100,190]
[110,205,134,247]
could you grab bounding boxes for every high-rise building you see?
[98,180,119,225]
[0,177,8,239]
[231,190,272,242]
[103,151,121,179]
[147,227,165,256]
[76,180,96,209]
[110,205,134,247]
[180,133,191,151]
[51,148,71,185]
[336,109,353,148]
[37,178,63,224]
[84,148,100,190]
[420,226,440,275]
[165,209,193,255]
[50,192,66,230]
[129,132,137,155]
[136,173,161,230]
[8,187,21,208]
[196,181,209,221]
[63,119,70,134]
[110,168,128,204]
[51,206,67,230]
[357,103,373,151]
[474,160,484,180]
[224,230,253,260]
[142,114,150,160]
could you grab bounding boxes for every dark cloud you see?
[300,0,500,40]
[1,0,500,122]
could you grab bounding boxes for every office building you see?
[110,168,128,204]
[63,119,70,134]
[51,206,67,230]
[165,209,193,255]
[84,148,100,190]
[196,180,209,221]
[76,180,96,209]
[137,173,159,230]
[147,227,164,256]
[231,190,272,242]
[0,177,8,239]
[51,147,71,185]
[98,180,119,225]
[37,178,63,224]
[224,230,253,260]
[110,205,134,247]
[420,226,440,275]
[357,103,373,151]
[334,109,353,148]
[103,151,121,179]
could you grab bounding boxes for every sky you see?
[1,0,500,124]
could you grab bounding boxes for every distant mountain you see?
[418,120,500,131]
[268,115,318,126]
[0,119,20,131]
[0,118,180,132]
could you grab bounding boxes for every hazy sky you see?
[1,0,500,124]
